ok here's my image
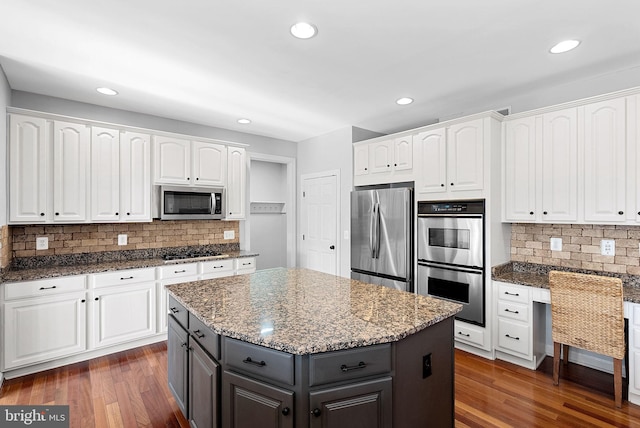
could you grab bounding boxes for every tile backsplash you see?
[511,223,640,275]
[10,220,239,259]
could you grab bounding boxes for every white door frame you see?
[300,169,340,276]
[246,152,297,268]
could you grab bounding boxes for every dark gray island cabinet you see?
[166,268,462,428]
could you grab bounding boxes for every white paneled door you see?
[301,173,338,276]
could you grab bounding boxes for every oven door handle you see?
[418,261,483,274]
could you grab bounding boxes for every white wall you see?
[296,126,383,277]
[10,91,297,158]
[0,66,11,226]
[249,161,287,269]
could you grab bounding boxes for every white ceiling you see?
[1,0,640,142]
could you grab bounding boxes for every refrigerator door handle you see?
[370,203,377,258]
[373,202,381,258]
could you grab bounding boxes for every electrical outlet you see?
[118,234,128,246]
[550,238,562,252]
[601,239,615,256]
[224,230,235,240]
[36,237,49,250]
[422,353,432,379]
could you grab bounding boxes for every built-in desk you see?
[492,263,640,406]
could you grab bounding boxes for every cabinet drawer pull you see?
[39,286,57,290]
[340,361,367,372]
[174,269,187,274]
[120,276,134,280]
[504,308,520,314]
[242,357,266,367]
[213,265,224,269]
[169,307,180,314]
[505,334,520,341]
[504,291,520,297]
[181,342,188,348]
[457,331,470,337]
[242,262,252,266]
[192,330,205,339]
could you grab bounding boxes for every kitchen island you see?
[166,267,462,428]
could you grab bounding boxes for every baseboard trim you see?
[2,333,167,380]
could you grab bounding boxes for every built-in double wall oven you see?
[417,200,485,326]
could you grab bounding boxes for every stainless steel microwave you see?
[160,186,225,220]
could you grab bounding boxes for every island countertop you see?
[166,267,462,355]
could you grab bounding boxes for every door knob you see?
[329,245,335,250]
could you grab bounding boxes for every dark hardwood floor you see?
[2,343,640,427]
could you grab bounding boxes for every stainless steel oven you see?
[417,200,485,326]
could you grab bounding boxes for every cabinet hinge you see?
[303,191,306,197]
[302,234,305,240]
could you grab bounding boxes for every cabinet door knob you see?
[81,299,86,303]
[386,164,390,167]
[450,183,454,186]
[94,297,99,301]
[394,163,397,166]
[529,211,534,215]
[196,177,199,180]
[115,212,119,216]
[618,211,624,215]
[40,212,45,216]
[364,167,368,171]
[281,407,290,416]
[127,212,130,215]
[55,212,60,216]
[543,211,548,215]
[440,184,444,187]
[329,245,335,250]
[311,408,321,417]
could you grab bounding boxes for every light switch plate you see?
[601,239,615,256]
[224,230,235,240]
[550,237,562,252]
[36,237,49,250]
[118,234,128,246]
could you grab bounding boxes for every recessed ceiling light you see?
[290,22,317,39]
[549,40,581,54]
[96,87,118,96]
[237,118,251,124]
[396,97,414,105]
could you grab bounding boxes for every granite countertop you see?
[166,267,462,355]
[492,262,640,304]
[1,250,259,283]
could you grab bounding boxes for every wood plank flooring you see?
[2,343,640,427]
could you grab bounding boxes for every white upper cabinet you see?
[91,127,120,222]
[541,108,578,222]
[353,143,369,176]
[121,132,152,221]
[583,97,627,222]
[9,114,49,223]
[154,138,228,187]
[53,121,89,222]
[503,92,640,224]
[192,141,227,186]
[154,136,191,185]
[226,146,246,219]
[503,117,537,221]
[415,128,447,194]
[447,119,484,192]
[352,137,414,186]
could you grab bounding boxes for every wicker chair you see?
[548,270,625,408]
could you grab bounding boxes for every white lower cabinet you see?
[2,276,88,370]
[90,281,156,349]
[628,302,640,405]
[493,281,546,370]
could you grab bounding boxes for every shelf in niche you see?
[250,201,286,214]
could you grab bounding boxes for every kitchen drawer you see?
[159,263,198,281]
[234,257,256,273]
[497,318,530,356]
[200,259,234,277]
[497,300,529,323]
[168,294,189,328]
[188,312,220,359]
[497,283,530,304]
[92,268,156,288]
[224,337,294,385]
[454,322,486,348]
[309,344,391,386]
[4,276,86,300]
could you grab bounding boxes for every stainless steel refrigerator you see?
[350,187,413,292]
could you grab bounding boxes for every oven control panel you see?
[418,200,484,215]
